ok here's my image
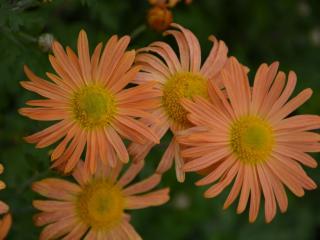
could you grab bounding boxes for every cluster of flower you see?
[1,23,318,239]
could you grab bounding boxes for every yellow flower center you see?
[75,179,124,230]
[72,85,117,129]
[162,72,208,126]
[230,116,274,164]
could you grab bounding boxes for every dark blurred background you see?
[0,0,320,239]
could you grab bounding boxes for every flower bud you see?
[38,33,55,52]
[147,5,173,32]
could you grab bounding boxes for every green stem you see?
[18,31,37,43]
[131,24,147,40]
[17,169,51,194]
[11,0,40,12]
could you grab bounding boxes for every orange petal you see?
[32,178,81,200]
[125,188,170,209]
[0,213,12,240]
[39,215,77,240]
[77,30,92,84]
[118,160,145,188]
[105,127,129,164]
[123,173,162,196]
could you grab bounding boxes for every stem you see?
[11,0,40,12]
[18,31,37,43]
[131,24,147,40]
[17,169,51,194]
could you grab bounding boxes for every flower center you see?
[162,72,208,126]
[75,179,124,230]
[72,85,117,129]
[230,116,274,164]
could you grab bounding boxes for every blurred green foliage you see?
[0,0,320,239]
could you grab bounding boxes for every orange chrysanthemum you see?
[32,160,169,240]
[129,23,228,182]
[19,30,160,174]
[178,57,320,222]
[0,164,12,239]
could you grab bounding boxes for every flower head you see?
[20,30,159,174]
[32,160,169,239]
[178,57,319,222]
[0,164,12,239]
[129,23,228,182]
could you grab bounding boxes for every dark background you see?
[0,0,320,239]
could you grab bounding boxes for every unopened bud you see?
[310,27,320,47]
[147,6,173,32]
[167,0,180,7]
[38,33,55,52]
[0,180,6,190]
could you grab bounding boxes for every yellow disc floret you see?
[162,72,208,127]
[72,85,117,129]
[75,179,124,230]
[230,115,274,164]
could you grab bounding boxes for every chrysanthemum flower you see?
[178,57,319,222]
[0,164,12,239]
[129,23,228,182]
[19,30,160,174]
[32,160,169,240]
